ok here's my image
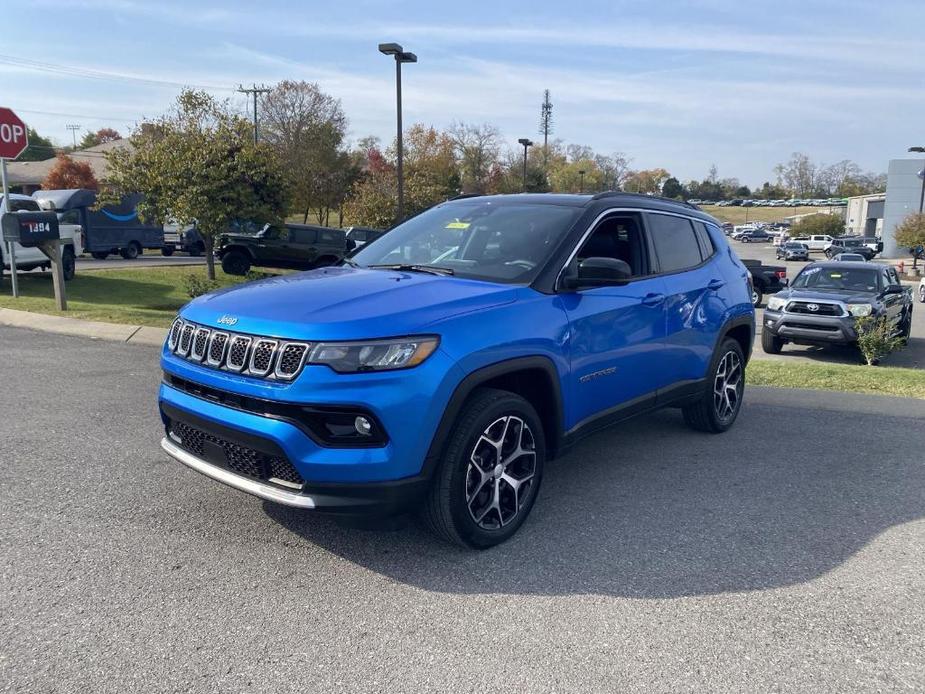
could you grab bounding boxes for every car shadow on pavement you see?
[763,337,924,368]
[263,393,925,599]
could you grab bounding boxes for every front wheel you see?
[761,329,784,354]
[161,246,175,257]
[120,242,140,260]
[422,388,545,549]
[919,284,925,303]
[221,251,251,276]
[683,338,746,433]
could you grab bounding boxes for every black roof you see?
[443,192,717,224]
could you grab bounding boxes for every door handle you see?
[642,293,666,306]
[707,279,725,290]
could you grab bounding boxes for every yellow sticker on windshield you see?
[830,273,842,278]
[446,221,470,229]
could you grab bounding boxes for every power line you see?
[17,108,139,123]
[237,83,272,144]
[0,54,237,92]
[65,124,81,148]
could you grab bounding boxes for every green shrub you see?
[244,270,275,282]
[184,274,220,298]
[854,315,903,366]
[790,213,845,237]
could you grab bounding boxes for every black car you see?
[216,223,348,276]
[344,226,385,251]
[824,237,876,260]
[762,262,913,354]
[776,242,810,261]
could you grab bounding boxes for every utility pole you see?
[66,123,80,149]
[539,89,553,169]
[379,43,417,223]
[237,84,272,144]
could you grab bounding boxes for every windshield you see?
[351,202,582,284]
[784,243,806,249]
[791,266,881,292]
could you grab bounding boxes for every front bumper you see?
[763,310,858,344]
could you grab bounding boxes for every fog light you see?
[354,416,373,436]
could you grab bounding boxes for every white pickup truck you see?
[789,234,834,252]
[1,193,83,281]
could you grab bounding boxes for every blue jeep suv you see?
[159,193,754,548]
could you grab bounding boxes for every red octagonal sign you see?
[0,107,29,160]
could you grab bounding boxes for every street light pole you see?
[578,169,586,194]
[517,138,533,192]
[379,43,417,223]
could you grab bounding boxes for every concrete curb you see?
[0,307,167,346]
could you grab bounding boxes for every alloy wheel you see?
[713,350,743,424]
[466,415,537,530]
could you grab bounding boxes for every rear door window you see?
[648,213,703,273]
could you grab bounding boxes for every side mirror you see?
[563,257,632,289]
[782,278,789,287]
[884,284,905,295]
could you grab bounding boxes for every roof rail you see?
[449,193,484,200]
[590,191,700,210]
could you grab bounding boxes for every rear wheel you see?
[761,329,784,354]
[899,311,912,343]
[62,248,76,281]
[221,250,251,276]
[422,388,545,549]
[751,285,763,307]
[161,246,175,257]
[120,242,141,260]
[918,284,925,303]
[683,338,746,433]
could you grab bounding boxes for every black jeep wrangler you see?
[216,223,348,276]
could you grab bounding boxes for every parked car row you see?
[690,198,848,208]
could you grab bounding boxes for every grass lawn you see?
[700,205,832,225]
[0,266,246,328]
[747,359,925,399]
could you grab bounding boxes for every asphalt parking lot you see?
[2,326,924,692]
[76,253,207,271]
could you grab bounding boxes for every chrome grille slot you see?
[275,343,309,379]
[178,323,195,356]
[168,318,183,351]
[207,332,229,366]
[191,327,211,361]
[226,335,252,371]
[249,339,278,376]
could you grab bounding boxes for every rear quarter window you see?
[648,213,703,273]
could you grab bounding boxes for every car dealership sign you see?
[0,107,28,160]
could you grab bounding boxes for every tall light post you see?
[379,42,417,223]
[578,169,586,194]
[910,146,925,214]
[517,138,533,192]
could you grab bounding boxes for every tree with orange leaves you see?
[42,153,99,191]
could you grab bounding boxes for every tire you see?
[682,338,746,434]
[899,311,912,343]
[62,248,76,281]
[422,387,545,549]
[751,285,763,307]
[761,329,784,354]
[91,251,109,260]
[741,238,750,243]
[188,242,204,257]
[221,250,251,276]
[161,246,175,257]
[120,242,140,260]
[919,284,925,303]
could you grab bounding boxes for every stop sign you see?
[0,108,29,160]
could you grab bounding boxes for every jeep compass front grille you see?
[165,319,311,381]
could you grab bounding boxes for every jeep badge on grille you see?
[216,315,238,326]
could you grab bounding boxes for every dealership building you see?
[880,157,925,258]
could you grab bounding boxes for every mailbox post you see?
[1,211,67,310]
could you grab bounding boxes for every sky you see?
[2,0,923,186]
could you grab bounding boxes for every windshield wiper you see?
[341,257,359,267]
[367,264,455,276]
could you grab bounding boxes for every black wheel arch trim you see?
[422,355,565,477]
[716,313,755,364]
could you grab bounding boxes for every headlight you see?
[767,296,787,311]
[308,336,439,373]
[847,303,873,317]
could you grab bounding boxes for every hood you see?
[180,266,518,340]
[777,288,879,305]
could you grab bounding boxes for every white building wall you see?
[845,194,885,236]
[882,158,925,258]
